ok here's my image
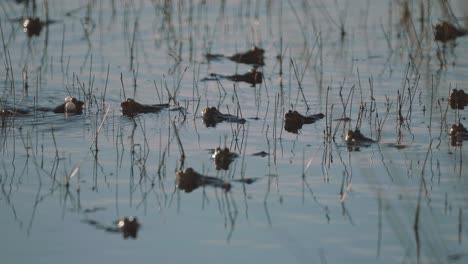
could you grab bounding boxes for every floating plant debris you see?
[120,98,169,116]
[450,123,468,146]
[449,89,468,110]
[202,69,263,86]
[206,46,265,66]
[212,147,238,170]
[202,107,246,127]
[284,110,324,134]
[433,21,467,43]
[176,167,231,193]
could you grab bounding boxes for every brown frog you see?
[120,98,169,116]
[206,46,265,66]
[1,96,84,116]
[52,96,85,114]
[212,147,238,170]
[22,17,42,37]
[176,168,231,193]
[202,69,263,86]
[117,216,141,239]
[434,21,467,43]
[450,123,468,146]
[345,129,375,145]
[284,110,324,133]
[449,89,468,110]
[229,46,265,66]
[202,107,246,127]
[81,216,141,239]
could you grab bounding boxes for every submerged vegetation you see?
[0,0,467,263]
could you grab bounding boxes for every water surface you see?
[1,1,467,263]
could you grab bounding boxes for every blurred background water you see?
[1,0,467,263]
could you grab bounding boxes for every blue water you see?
[1,0,467,263]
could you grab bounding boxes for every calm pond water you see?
[1,0,468,263]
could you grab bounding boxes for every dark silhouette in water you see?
[206,46,265,66]
[345,129,375,143]
[176,168,231,192]
[284,110,324,134]
[252,151,269,157]
[433,21,467,43]
[16,16,57,37]
[202,69,263,86]
[81,216,141,239]
[117,217,141,239]
[450,123,468,146]
[22,17,42,36]
[212,147,238,170]
[120,98,169,116]
[345,129,375,150]
[1,108,29,117]
[52,96,85,114]
[1,96,84,117]
[449,89,468,110]
[202,107,246,127]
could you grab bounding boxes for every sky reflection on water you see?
[1,0,468,263]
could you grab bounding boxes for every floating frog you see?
[202,107,246,127]
[433,21,467,43]
[202,69,263,86]
[176,168,231,193]
[284,110,324,133]
[212,147,238,170]
[345,129,375,145]
[120,98,169,116]
[450,123,468,146]
[205,46,265,66]
[449,89,468,110]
